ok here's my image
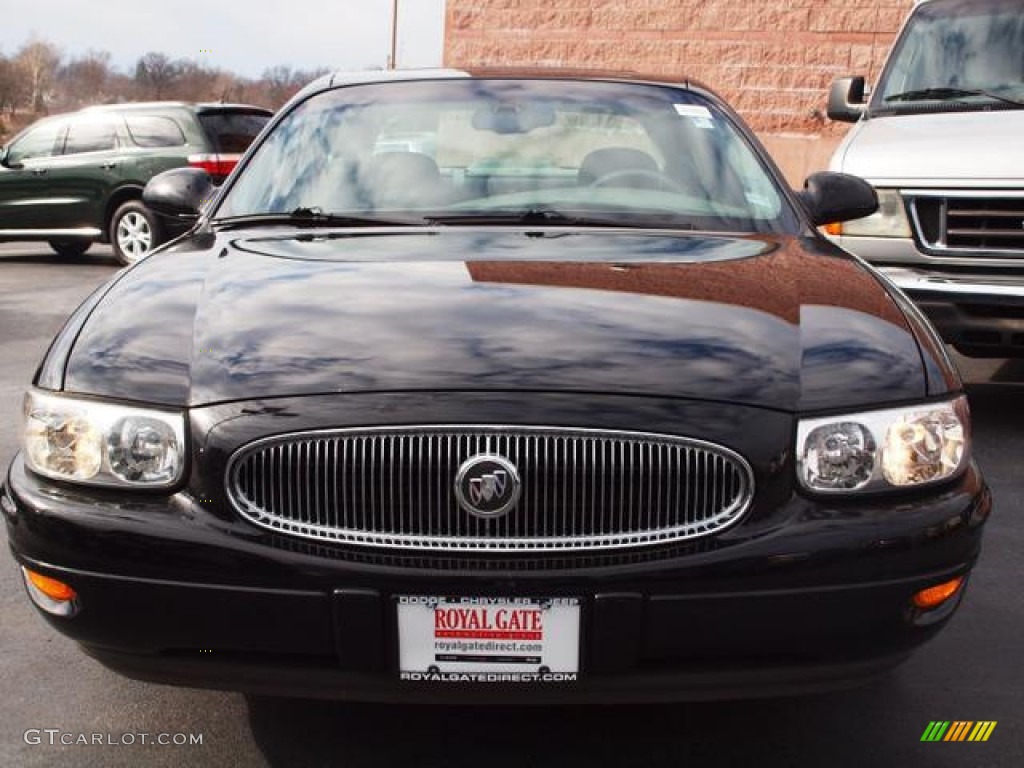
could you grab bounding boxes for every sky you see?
[2,0,447,77]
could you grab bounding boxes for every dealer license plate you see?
[397,596,580,683]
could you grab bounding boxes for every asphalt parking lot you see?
[1,242,1022,768]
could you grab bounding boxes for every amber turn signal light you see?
[25,568,77,601]
[822,222,842,237]
[22,567,79,616]
[913,576,964,609]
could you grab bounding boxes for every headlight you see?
[797,397,969,493]
[835,188,911,238]
[23,390,185,488]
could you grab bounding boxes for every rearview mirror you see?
[827,77,867,123]
[471,102,557,134]
[143,167,214,220]
[797,171,878,226]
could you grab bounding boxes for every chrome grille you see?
[226,426,754,552]
[908,191,1024,255]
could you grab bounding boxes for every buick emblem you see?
[454,454,521,519]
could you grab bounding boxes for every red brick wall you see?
[444,0,914,138]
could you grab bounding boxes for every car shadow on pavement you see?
[0,252,119,267]
[245,672,979,768]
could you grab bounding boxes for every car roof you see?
[317,67,697,90]
[289,67,714,111]
[81,101,272,115]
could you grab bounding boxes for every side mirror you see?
[0,147,23,170]
[797,171,878,227]
[142,167,214,220]
[827,76,867,123]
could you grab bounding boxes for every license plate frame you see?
[396,596,581,683]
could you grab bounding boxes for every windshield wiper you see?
[213,207,428,229]
[425,208,689,229]
[884,87,1024,107]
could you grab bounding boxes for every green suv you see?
[0,102,271,264]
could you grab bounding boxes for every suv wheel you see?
[110,201,162,266]
[48,240,92,259]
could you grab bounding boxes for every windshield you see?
[216,79,793,233]
[874,0,1024,113]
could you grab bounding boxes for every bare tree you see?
[214,72,256,105]
[174,59,222,100]
[259,66,328,107]
[0,55,28,116]
[0,32,339,141]
[260,65,299,105]
[56,50,112,109]
[16,38,63,113]
[134,52,180,99]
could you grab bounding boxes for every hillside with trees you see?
[0,35,331,140]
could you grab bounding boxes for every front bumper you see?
[3,453,990,703]
[881,265,1024,304]
[830,233,1024,355]
[880,266,1024,356]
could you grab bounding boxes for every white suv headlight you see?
[835,188,911,238]
[23,390,186,488]
[797,397,969,493]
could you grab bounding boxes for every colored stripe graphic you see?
[921,721,996,742]
[944,722,971,741]
[969,722,997,742]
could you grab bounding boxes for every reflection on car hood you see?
[836,110,1024,182]
[63,229,925,412]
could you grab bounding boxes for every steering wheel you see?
[589,169,688,193]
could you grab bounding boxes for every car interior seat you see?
[361,152,448,208]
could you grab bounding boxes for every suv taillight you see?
[187,153,241,181]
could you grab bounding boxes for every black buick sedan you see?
[2,70,990,703]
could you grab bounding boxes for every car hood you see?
[834,110,1024,183]
[62,229,927,412]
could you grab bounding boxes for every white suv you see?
[826,0,1024,357]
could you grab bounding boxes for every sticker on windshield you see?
[674,104,712,118]
[674,104,714,129]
